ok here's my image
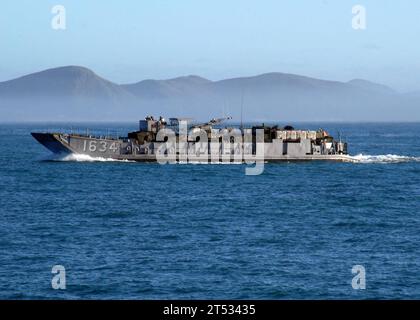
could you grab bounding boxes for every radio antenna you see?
[222,102,226,119]
[240,89,244,131]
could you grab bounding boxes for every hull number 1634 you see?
[83,140,118,153]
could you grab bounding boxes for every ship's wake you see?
[350,154,420,163]
[43,153,420,164]
[45,153,134,163]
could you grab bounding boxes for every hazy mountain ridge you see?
[0,66,417,121]
[122,75,212,99]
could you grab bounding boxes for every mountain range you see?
[0,66,418,121]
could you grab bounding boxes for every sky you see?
[1,0,420,92]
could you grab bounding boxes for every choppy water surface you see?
[0,122,419,299]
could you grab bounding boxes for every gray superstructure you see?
[31,116,352,162]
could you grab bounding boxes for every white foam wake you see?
[48,153,134,163]
[45,153,420,164]
[178,161,243,165]
[350,154,420,163]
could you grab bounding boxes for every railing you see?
[40,126,130,140]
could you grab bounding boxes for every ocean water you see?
[0,122,419,299]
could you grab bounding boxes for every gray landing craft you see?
[31,116,352,162]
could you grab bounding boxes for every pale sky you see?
[1,0,420,92]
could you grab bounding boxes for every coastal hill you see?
[0,66,416,121]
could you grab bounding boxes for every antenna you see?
[226,104,230,120]
[240,88,244,131]
[222,102,225,119]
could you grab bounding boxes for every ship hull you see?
[32,132,355,163]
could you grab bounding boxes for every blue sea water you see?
[0,122,419,299]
